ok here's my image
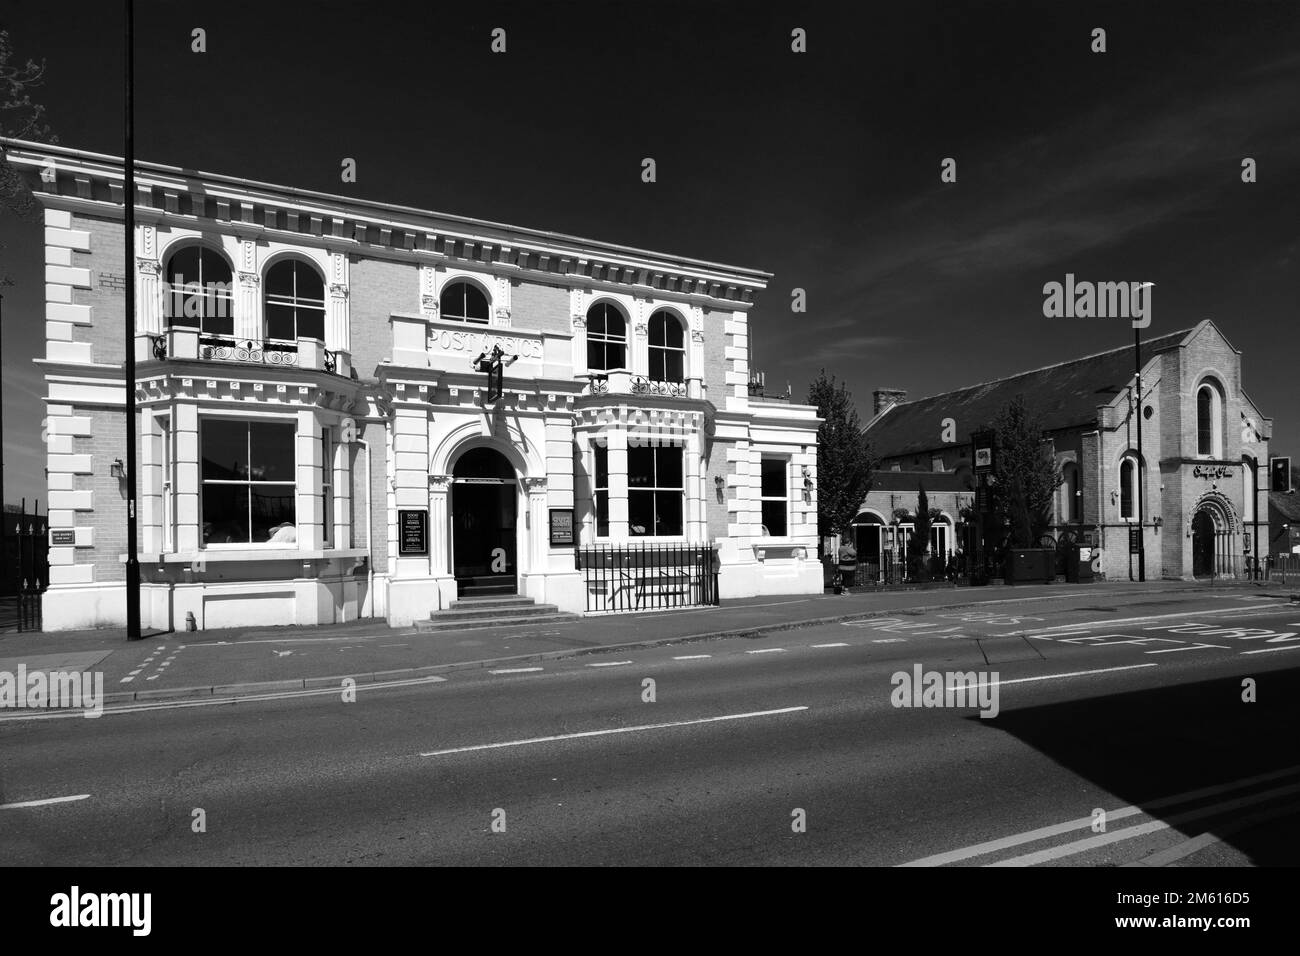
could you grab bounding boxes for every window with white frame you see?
[265,258,326,344]
[648,310,686,383]
[586,302,627,372]
[440,280,490,324]
[759,457,788,536]
[1119,455,1139,521]
[201,419,297,546]
[930,521,950,558]
[628,445,682,536]
[165,245,234,337]
[593,445,610,536]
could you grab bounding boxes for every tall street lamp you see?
[123,0,141,639]
[1133,282,1155,583]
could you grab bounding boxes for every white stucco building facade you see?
[4,140,823,631]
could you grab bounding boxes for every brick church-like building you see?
[855,320,1271,582]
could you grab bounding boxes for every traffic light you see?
[1271,456,1292,493]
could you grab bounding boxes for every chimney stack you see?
[873,388,907,416]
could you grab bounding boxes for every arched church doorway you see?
[1191,509,1216,578]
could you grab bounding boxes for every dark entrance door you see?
[451,448,518,597]
[1192,510,1216,577]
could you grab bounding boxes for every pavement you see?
[0,578,1290,707]
[3,585,1297,866]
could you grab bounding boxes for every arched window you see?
[1061,462,1081,523]
[586,302,627,372]
[439,280,490,324]
[1196,382,1222,457]
[165,245,234,337]
[648,310,686,383]
[1119,456,1139,521]
[264,258,326,343]
[1243,457,1257,524]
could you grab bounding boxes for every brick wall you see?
[349,256,416,379]
[362,419,389,574]
[512,279,570,333]
[71,213,126,364]
[702,307,731,399]
[71,407,138,582]
[704,438,730,538]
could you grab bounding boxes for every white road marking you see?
[900,764,1300,866]
[672,654,712,660]
[811,643,850,648]
[183,636,380,647]
[586,661,633,667]
[984,663,1156,687]
[1241,644,1300,655]
[488,667,544,674]
[145,675,159,681]
[1009,603,1284,637]
[746,648,785,654]
[118,677,134,684]
[0,794,91,810]
[989,780,1300,866]
[872,638,907,643]
[419,706,810,757]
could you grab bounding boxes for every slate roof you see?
[870,470,973,493]
[865,326,1197,458]
[1268,491,1300,524]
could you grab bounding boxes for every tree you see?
[806,370,875,549]
[987,395,1061,548]
[908,483,934,581]
[0,30,56,226]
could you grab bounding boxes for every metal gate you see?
[1,502,49,632]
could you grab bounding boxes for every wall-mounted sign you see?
[50,529,75,546]
[398,509,428,556]
[1128,526,1142,554]
[971,430,995,474]
[429,329,543,362]
[1192,464,1234,480]
[549,508,575,546]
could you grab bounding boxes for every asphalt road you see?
[2,589,1297,866]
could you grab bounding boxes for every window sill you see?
[130,548,368,564]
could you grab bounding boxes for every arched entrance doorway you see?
[451,447,518,597]
[852,512,884,583]
[1191,509,1216,578]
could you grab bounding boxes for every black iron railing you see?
[2,503,49,632]
[576,541,719,612]
[631,377,687,397]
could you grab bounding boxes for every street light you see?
[1133,282,1155,583]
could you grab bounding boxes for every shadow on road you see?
[981,664,1300,864]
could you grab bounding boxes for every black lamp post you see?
[123,0,141,639]
[1132,282,1154,583]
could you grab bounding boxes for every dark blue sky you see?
[2,0,1298,506]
